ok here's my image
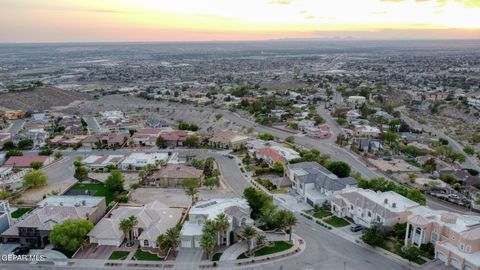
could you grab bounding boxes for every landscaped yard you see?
[324,216,350,227]
[380,238,428,265]
[69,183,116,204]
[237,241,293,259]
[212,252,222,261]
[11,208,33,218]
[313,210,332,219]
[108,251,130,260]
[133,249,164,261]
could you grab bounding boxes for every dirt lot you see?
[14,179,76,204]
[130,187,236,208]
[368,158,421,172]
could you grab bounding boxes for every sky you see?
[1,0,479,42]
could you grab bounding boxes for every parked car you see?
[12,247,30,255]
[448,194,460,200]
[350,224,363,232]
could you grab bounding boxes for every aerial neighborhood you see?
[1,40,480,270]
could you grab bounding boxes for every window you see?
[144,240,149,247]
[367,211,372,218]
[350,205,354,210]
[376,216,381,222]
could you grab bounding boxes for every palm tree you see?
[200,232,216,259]
[185,186,199,205]
[255,234,267,247]
[156,234,169,253]
[241,225,257,254]
[164,225,181,255]
[214,213,230,246]
[128,215,138,245]
[283,212,298,242]
[119,219,131,246]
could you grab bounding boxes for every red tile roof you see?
[4,155,49,168]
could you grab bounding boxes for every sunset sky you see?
[1,0,479,42]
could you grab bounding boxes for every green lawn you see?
[212,252,222,261]
[133,249,164,261]
[380,238,428,265]
[70,183,116,204]
[313,210,332,219]
[11,208,33,218]
[237,241,293,259]
[108,251,130,260]
[324,216,350,227]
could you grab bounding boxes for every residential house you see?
[159,130,188,148]
[304,124,332,139]
[347,96,367,106]
[438,169,480,186]
[129,128,163,147]
[209,130,249,150]
[146,118,169,128]
[120,153,169,170]
[353,125,381,137]
[346,110,361,123]
[88,200,183,248]
[82,133,130,149]
[82,155,125,171]
[357,138,383,153]
[180,198,254,248]
[286,162,357,206]
[3,111,25,120]
[331,187,419,228]
[405,206,480,270]
[4,155,52,168]
[149,164,203,187]
[0,133,11,149]
[256,145,300,166]
[1,196,105,247]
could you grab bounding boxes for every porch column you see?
[417,228,424,248]
[411,226,417,246]
[404,223,410,246]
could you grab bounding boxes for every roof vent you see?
[392,203,396,208]
[384,198,388,204]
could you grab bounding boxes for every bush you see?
[257,133,274,141]
[255,179,277,191]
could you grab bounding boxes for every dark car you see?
[12,247,30,255]
[350,224,363,232]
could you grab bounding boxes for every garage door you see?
[436,252,447,263]
[464,265,473,270]
[181,240,192,248]
[450,258,461,270]
[194,240,201,248]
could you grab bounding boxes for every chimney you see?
[384,198,388,204]
[392,203,396,208]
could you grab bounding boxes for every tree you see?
[382,131,399,143]
[119,218,132,246]
[326,161,351,178]
[39,147,53,156]
[401,246,420,265]
[441,173,457,184]
[200,232,216,259]
[449,152,466,163]
[285,136,294,143]
[288,121,298,130]
[241,225,257,253]
[464,146,475,155]
[156,136,167,149]
[49,219,93,252]
[336,117,347,126]
[272,161,284,174]
[361,224,385,247]
[23,170,47,187]
[421,158,436,173]
[257,133,274,141]
[313,115,325,125]
[54,152,63,160]
[185,135,200,148]
[5,149,23,159]
[157,224,182,255]
[203,157,214,176]
[214,213,230,245]
[74,166,89,183]
[105,170,125,192]
[30,161,43,170]
[243,187,272,219]
[407,173,416,184]
[391,223,407,241]
[18,139,33,149]
[282,211,297,242]
[204,176,219,190]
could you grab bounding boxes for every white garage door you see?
[181,240,192,248]
[436,252,447,263]
[451,258,461,270]
[98,239,121,247]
